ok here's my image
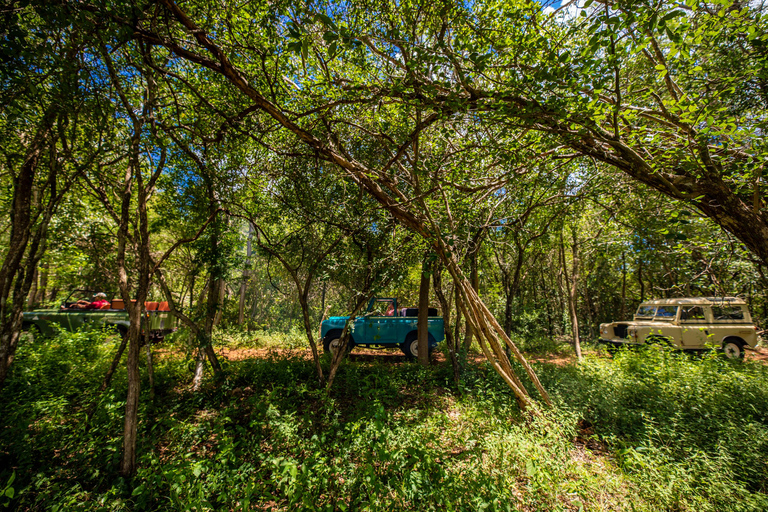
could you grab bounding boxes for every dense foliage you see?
[1,330,767,511]
[2,0,767,506]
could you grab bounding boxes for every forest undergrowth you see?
[1,328,767,511]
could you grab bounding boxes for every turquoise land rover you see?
[320,297,445,359]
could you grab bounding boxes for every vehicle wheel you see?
[401,334,419,359]
[20,323,35,343]
[722,338,745,360]
[323,334,354,356]
[401,334,436,360]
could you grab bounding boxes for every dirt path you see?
[747,345,768,363]
[212,344,768,365]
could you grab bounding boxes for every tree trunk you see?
[417,256,431,365]
[561,231,582,361]
[193,273,224,391]
[433,264,460,385]
[119,304,142,477]
[27,269,39,309]
[0,107,57,387]
[463,235,481,351]
[145,320,154,401]
[99,332,128,392]
[326,296,369,391]
[620,251,627,320]
[37,262,49,306]
[238,223,254,325]
[503,292,513,337]
[191,344,206,391]
[298,291,324,384]
[453,284,462,355]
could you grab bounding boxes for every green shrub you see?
[2,331,767,510]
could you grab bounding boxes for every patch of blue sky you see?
[539,0,586,22]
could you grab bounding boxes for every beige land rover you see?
[599,297,759,359]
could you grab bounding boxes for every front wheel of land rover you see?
[722,338,745,360]
[323,334,354,357]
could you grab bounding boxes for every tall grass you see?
[1,330,767,511]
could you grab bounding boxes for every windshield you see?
[635,305,656,318]
[654,306,678,321]
[368,299,396,316]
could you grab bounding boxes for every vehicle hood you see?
[602,320,674,327]
[322,316,351,328]
[23,308,61,317]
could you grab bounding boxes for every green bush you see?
[2,331,767,510]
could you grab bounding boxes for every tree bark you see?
[27,269,39,310]
[417,256,431,366]
[620,251,627,320]
[238,223,254,325]
[462,232,482,351]
[453,284,462,357]
[433,264,460,385]
[99,332,128,392]
[0,107,58,387]
[326,295,369,391]
[37,262,49,306]
[561,230,582,361]
[298,290,324,384]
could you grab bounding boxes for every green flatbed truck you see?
[320,297,445,359]
[22,289,176,342]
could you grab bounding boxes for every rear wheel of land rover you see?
[401,336,419,359]
[722,338,745,360]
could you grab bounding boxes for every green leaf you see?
[661,10,683,23]
[314,13,337,30]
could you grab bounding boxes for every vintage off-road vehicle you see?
[599,297,759,359]
[320,297,445,358]
[22,289,176,342]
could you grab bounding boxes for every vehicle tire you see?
[323,334,354,356]
[401,334,419,359]
[20,323,35,343]
[115,326,128,340]
[401,333,435,359]
[721,338,745,360]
